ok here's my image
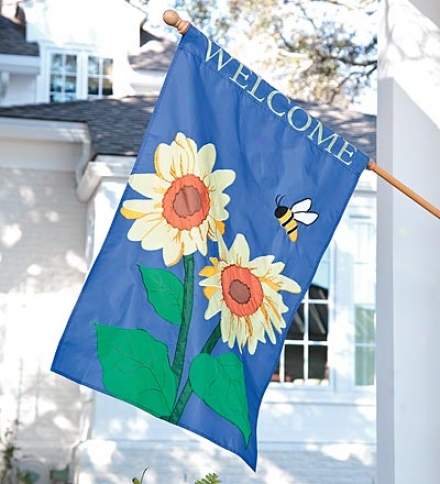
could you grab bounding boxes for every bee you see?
[274,196,319,242]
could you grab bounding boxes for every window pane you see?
[64,93,77,102]
[312,247,330,288]
[88,78,99,95]
[285,345,303,383]
[103,58,113,76]
[65,55,77,73]
[308,302,328,341]
[351,215,376,387]
[50,93,63,102]
[51,53,63,73]
[50,75,63,92]
[286,305,304,340]
[355,347,375,385]
[102,78,113,96]
[65,76,77,93]
[309,346,328,382]
[355,306,375,344]
[88,56,100,76]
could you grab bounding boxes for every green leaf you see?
[194,473,221,484]
[138,265,184,325]
[189,353,251,447]
[96,323,177,418]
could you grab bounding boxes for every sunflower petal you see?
[197,143,216,179]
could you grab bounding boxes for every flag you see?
[51,24,369,470]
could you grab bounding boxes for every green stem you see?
[168,321,222,424]
[171,254,195,386]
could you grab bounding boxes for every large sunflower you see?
[199,233,301,354]
[120,133,235,266]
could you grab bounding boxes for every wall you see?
[0,74,37,106]
[72,160,376,484]
[376,0,440,482]
[0,136,87,469]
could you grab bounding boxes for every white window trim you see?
[268,178,377,405]
[37,43,114,103]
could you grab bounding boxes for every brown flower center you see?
[162,174,210,231]
[221,264,264,317]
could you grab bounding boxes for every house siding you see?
[73,440,375,484]
[1,73,37,106]
[0,167,87,467]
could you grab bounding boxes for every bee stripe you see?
[287,225,299,235]
[280,213,294,226]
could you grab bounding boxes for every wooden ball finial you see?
[163,9,190,35]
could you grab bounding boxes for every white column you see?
[376,0,440,483]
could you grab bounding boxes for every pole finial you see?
[163,10,190,35]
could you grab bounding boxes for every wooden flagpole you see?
[163,10,440,220]
[163,9,190,34]
[367,160,440,219]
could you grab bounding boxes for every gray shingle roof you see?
[129,30,177,71]
[0,95,156,157]
[0,15,39,57]
[0,95,376,159]
[295,100,376,159]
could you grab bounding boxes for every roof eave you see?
[0,53,40,74]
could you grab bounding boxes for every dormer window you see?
[49,53,78,102]
[48,51,113,103]
[87,56,113,99]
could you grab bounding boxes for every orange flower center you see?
[221,264,264,317]
[162,174,210,231]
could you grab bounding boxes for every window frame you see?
[268,179,377,404]
[43,47,114,103]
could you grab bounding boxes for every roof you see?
[0,15,39,57]
[295,100,376,159]
[129,30,177,72]
[0,96,156,157]
[0,96,376,159]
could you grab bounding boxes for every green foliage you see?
[225,0,377,106]
[129,0,377,107]
[0,420,33,484]
[195,473,221,484]
[132,467,148,484]
[132,469,221,484]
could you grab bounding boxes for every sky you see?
[144,1,377,115]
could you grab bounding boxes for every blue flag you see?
[51,25,369,470]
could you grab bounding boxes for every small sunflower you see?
[120,133,235,266]
[199,233,301,354]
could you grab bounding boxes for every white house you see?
[1,0,437,483]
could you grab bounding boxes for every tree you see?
[128,0,377,107]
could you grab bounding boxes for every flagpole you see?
[367,160,440,219]
[163,10,190,34]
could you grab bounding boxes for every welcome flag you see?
[52,25,369,470]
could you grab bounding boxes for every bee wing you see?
[294,211,319,225]
[290,198,312,213]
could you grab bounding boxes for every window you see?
[274,249,331,385]
[87,56,113,99]
[272,191,377,389]
[351,217,376,386]
[49,53,78,102]
[48,52,113,103]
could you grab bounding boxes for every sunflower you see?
[199,233,301,354]
[120,133,235,266]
